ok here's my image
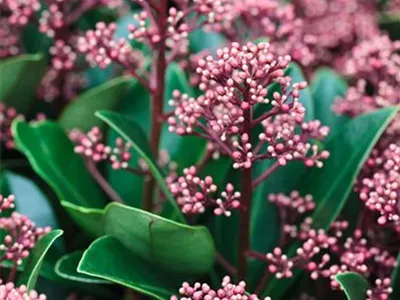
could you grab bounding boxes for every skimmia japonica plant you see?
[0,0,399,300]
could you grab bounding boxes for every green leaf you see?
[0,54,46,113]
[4,171,59,228]
[162,63,206,169]
[55,251,110,284]
[391,252,400,299]
[78,236,177,300]
[59,76,134,131]
[107,80,150,207]
[311,68,349,135]
[12,120,105,210]
[380,13,400,40]
[334,272,369,300]
[95,111,184,223]
[263,106,399,299]
[189,29,226,53]
[18,230,64,290]
[61,201,105,237]
[62,201,215,275]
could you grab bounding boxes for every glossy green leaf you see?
[263,106,399,299]
[391,252,400,299]
[78,236,177,300]
[311,68,349,135]
[61,201,105,237]
[334,272,369,300]
[12,120,105,210]
[162,63,206,169]
[96,111,184,222]
[0,54,46,113]
[55,251,110,284]
[18,230,64,290]
[189,29,225,53]
[106,80,150,207]
[62,201,215,274]
[4,171,58,228]
[59,76,134,131]
[380,13,400,40]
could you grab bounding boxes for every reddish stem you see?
[143,0,168,212]
[252,162,281,189]
[237,108,253,279]
[216,252,238,277]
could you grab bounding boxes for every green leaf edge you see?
[95,110,185,223]
[334,272,369,300]
[76,236,171,300]
[18,229,64,290]
[54,251,111,284]
[58,76,135,130]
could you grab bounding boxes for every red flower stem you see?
[143,0,168,212]
[87,161,124,203]
[252,161,281,189]
[216,252,237,276]
[238,108,253,279]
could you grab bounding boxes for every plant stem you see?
[252,161,280,189]
[237,108,253,279]
[216,252,238,276]
[143,0,168,212]
[87,161,124,203]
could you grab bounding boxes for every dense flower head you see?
[168,42,329,170]
[293,0,379,67]
[0,0,41,26]
[171,276,271,300]
[0,103,23,149]
[38,2,64,38]
[366,278,393,300]
[168,166,240,216]
[0,195,51,267]
[359,143,400,225]
[50,40,77,71]
[0,19,20,58]
[70,127,132,170]
[0,281,46,300]
[77,22,144,69]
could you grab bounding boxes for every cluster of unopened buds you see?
[77,21,144,70]
[0,281,46,300]
[0,104,22,149]
[171,276,271,300]
[168,166,240,216]
[366,278,393,300]
[0,195,51,272]
[268,191,315,221]
[168,42,329,170]
[359,143,400,225]
[70,127,132,170]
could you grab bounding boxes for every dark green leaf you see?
[334,272,369,300]
[96,111,184,222]
[18,230,64,290]
[61,201,215,274]
[78,236,177,300]
[391,252,400,299]
[0,54,46,113]
[106,80,150,207]
[263,106,399,299]
[59,77,134,131]
[380,13,400,40]
[311,68,349,135]
[55,251,110,284]
[12,120,106,210]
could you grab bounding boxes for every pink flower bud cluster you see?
[0,195,51,268]
[171,276,271,300]
[50,40,77,71]
[0,104,23,149]
[0,0,40,26]
[77,22,144,70]
[70,127,132,170]
[168,42,329,170]
[268,191,315,219]
[0,281,46,300]
[359,144,400,225]
[0,19,20,58]
[386,0,400,13]
[293,0,379,68]
[366,278,393,300]
[168,166,240,216]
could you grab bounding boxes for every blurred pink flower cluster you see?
[0,281,46,300]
